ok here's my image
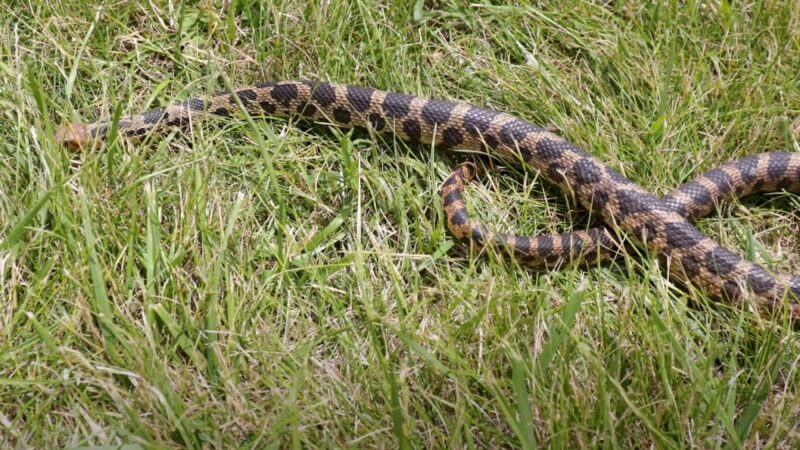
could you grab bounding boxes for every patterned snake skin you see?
[443,157,800,266]
[55,80,800,318]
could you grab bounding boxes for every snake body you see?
[443,154,800,266]
[55,80,800,318]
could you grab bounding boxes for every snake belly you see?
[55,80,800,318]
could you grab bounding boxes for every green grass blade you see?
[0,190,51,251]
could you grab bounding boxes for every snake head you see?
[456,162,479,183]
[54,123,91,150]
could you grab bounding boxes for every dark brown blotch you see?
[232,89,257,107]
[513,236,531,255]
[664,222,703,249]
[449,209,468,226]
[271,83,299,107]
[211,106,232,117]
[440,127,463,149]
[165,115,188,127]
[615,189,654,218]
[592,228,617,250]
[346,86,375,112]
[561,232,585,254]
[421,100,456,126]
[298,102,317,117]
[735,155,759,185]
[767,152,790,180]
[671,181,712,217]
[499,120,541,146]
[402,118,422,143]
[703,247,739,276]
[182,98,206,111]
[661,197,687,217]
[721,280,743,300]
[684,181,713,206]
[441,174,460,188]
[259,100,276,114]
[367,112,386,131]
[470,224,487,243]
[92,124,109,137]
[481,134,499,151]
[125,127,150,137]
[142,108,166,125]
[589,191,610,211]
[546,161,568,184]
[333,107,352,124]
[534,137,566,161]
[789,276,800,298]
[703,168,735,195]
[442,189,461,207]
[382,92,414,118]
[573,157,603,185]
[633,221,660,243]
[463,107,500,135]
[536,235,554,257]
[746,266,777,295]
[679,253,702,279]
[311,82,336,107]
[516,145,534,161]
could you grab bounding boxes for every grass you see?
[2,0,800,447]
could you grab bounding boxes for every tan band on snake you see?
[55,80,800,319]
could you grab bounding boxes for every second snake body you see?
[55,80,800,318]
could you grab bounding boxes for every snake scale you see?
[55,80,800,318]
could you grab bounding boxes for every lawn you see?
[2,0,800,448]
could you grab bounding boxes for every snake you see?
[55,80,800,318]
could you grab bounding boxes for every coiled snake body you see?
[56,80,800,318]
